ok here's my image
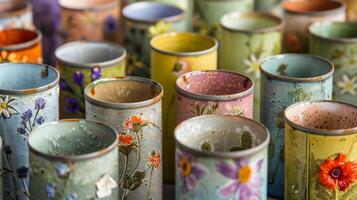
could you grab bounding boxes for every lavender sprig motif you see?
[17,97,46,136]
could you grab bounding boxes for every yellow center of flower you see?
[238,166,252,184]
[345,81,354,91]
[0,102,8,109]
[179,157,192,177]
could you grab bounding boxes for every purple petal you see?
[239,184,254,199]
[235,158,249,169]
[218,181,240,198]
[185,175,198,191]
[216,161,237,179]
[255,159,264,172]
[191,164,206,180]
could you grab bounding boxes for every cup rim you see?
[284,100,357,135]
[150,32,218,57]
[0,63,60,94]
[174,114,270,159]
[309,21,357,44]
[176,70,254,101]
[259,53,334,83]
[220,11,284,34]
[123,1,185,24]
[84,76,164,109]
[55,41,127,68]
[0,28,42,51]
[28,119,118,161]
[59,0,118,11]
[283,0,346,16]
[0,1,31,18]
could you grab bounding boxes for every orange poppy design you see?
[124,115,146,129]
[319,154,357,191]
[119,134,134,146]
[148,151,161,169]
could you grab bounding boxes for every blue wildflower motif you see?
[67,193,78,200]
[36,116,45,125]
[46,183,56,198]
[55,162,71,178]
[35,98,46,110]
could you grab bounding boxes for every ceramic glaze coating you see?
[176,70,254,123]
[85,77,163,200]
[0,63,59,200]
[0,1,34,30]
[255,0,283,16]
[150,32,218,183]
[175,115,269,200]
[218,12,283,120]
[283,0,345,53]
[55,41,126,119]
[29,119,118,199]
[284,101,357,200]
[309,22,357,105]
[260,54,334,199]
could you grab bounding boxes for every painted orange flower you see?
[285,32,302,53]
[124,115,147,131]
[319,154,357,191]
[119,134,134,146]
[148,151,161,169]
[172,60,191,77]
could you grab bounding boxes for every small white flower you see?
[337,74,357,96]
[0,95,18,118]
[244,54,263,79]
[96,174,118,198]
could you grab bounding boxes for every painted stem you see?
[131,131,141,175]
[146,165,154,200]
[120,155,128,182]
[31,108,40,128]
[22,178,30,199]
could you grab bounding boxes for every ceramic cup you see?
[284,101,357,200]
[255,0,283,16]
[29,119,118,199]
[219,11,284,120]
[283,0,345,53]
[193,0,254,35]
[260,54,334,198]
[0,63,59,200]
[176,70,254,124]
[55,41,126,119]
[123,2,187,77]
[0,1,34,30]
[150,32,218,183]
[59,0,121,43]
[309,21,357,106]
[175,114,270,199]
[85,77,163,200]
[0,29,42,63]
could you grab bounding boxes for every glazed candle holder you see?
[309,22,357,106]
[283,0,345,53]
[219,11,284,120]
[29,119,118,199]
[175,115,270,200]
[0,1,34,30]
[123,2,187,77]
[260,54,334,198]
[59,0,121,43]
[193,0,254,36]
[150,32,218,183]
[176,70,254,124]
[284,101,357,200]
[55,41,126,119]
[0,29,42,63]
[0,63,59,200]
[85,77,163,200]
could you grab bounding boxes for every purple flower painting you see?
[73,71,85,86]
[91,66,102,81]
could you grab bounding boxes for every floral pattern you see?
[337,74,357,96]
[0,50,29,63]
[244,54,263,79]
[148,21,173,37]
[96,175,118,198]
[172,60,192,77]
[0,95,18,118]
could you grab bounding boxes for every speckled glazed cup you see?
[176,70,254,123]
[85,77,163,200]
[150,32,218,183]
[219,11,284,120]
[0,1,34,30]
[284,101,357,200]
[283,0,345,53]
[29,119,118,199]
[175,114,270,200]
[0,29,42,63]
[309,22,357,106]
[0,63,59,200]
[260,54,334,198]
[55,41,126,119]
[123,2,187,77]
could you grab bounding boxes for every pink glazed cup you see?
[176,70,254,123]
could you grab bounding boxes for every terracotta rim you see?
[0,2,31,18]
[220,11,284,34]
[176,70,254,101]
[59,0,118,11]
[174,114,270,159]
[259,54,334,83]
[84,76,164,109]
[309,21,357,44]
[0,29,42,51]
[283,0,345,16]
[284,100,357,135]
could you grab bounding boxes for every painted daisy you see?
[96,174,118,198]
[244,54,263,79]
[0,95,18,118]
[337,74,357,96]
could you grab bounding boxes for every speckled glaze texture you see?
[260,54,333,199]
[150,32,218,183]
[0,2,34,30]
[55,41,126,119]
[219,12,283,120]
[176,70,253,124]
[85,77,163,200]
[175,115,269,200]
[309,22,357,105]
[284,101,357,200]
[0,63,59,200]
[283,0,345,53]
[29,120,118,199]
